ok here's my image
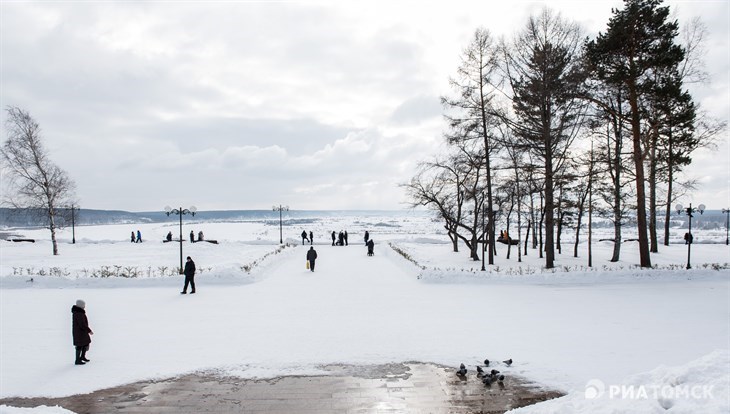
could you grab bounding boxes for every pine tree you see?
[586,0,685,268]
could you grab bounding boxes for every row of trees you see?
[1,107,77,255]
[404,0,724,268]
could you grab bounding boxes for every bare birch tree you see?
[1,106,76,255]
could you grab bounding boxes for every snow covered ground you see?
[1,212,728,413]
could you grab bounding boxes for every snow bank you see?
[0,406,75,414]
[508,350,730,414]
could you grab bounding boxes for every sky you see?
[0,0,728,212]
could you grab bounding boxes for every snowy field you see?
[1,211,729,413]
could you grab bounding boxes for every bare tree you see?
[1,106,76,255]
[442,27,502,265]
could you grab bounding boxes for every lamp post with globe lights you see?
[165,205,197,274]
[676,203,704,269]
[273,205,289,244]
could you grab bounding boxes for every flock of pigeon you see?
[456,358,513,386]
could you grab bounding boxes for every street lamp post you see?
[676,203,704,269]
[70,204,78,244]
[722,208,730,246]
[273,205,289,244]
[165,205,197,274]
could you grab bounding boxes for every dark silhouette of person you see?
[367,239,375,256]
[136,230,142,243]
[306,246,318,272]
[190,230,195,243]
[166,231,172,242]
[684,232,693,245]
[344,231,349,246]
[364,230,370,245]
[331,231,336,246]
[309,231,314,245]
[338,231,344,246]
[181,256,196,294]
[131,231,136,243]
[301,230,310,245]
[198,231,204,242]
[71,299,93,365]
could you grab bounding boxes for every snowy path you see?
[1,243,728,400]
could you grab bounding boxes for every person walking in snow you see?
[131,231,136,243]
[301,230,309,245]
[72,299,93,365]
[181,256,196,294]
[364,230,370,245]
[198,231,204,242]
[309,231,314,245]
[306,246,318,272]
[367,239,375,256]
[344,230,349,246]
[331,231,336,246]
[190,230,195,243]
[136,230,142,243]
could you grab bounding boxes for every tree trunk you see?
[539,192,545,259]
[648,128,658,253]
[544,135,555,269]
[628,80,652,268]
[524,219,530,256]
[663,130,674,246]
[49,208,59,256]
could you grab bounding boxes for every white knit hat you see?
[76,299,86,309]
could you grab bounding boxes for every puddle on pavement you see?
[0,362,564,413]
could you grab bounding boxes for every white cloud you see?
[1,0,727,210]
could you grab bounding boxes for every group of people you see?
[365,230,374,256]
[72,255,198,365]
[130,230,142,243]
[301,230,314,245]
[164,231,204,242]
[190,230,204,243]
[71,256,195,365]
[332,230,348,246]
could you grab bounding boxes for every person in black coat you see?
[331,231,336,246]
[181,256,196,294]
[72,299,93,365]
[166,231,173,242]
[306,246,318,272]
[367,239,375,256]
[364,230,370,245]
[190,230,195,243]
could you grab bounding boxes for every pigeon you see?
[482,375,494,386]
[491,369,500,376]
[476,366,485,376]
[503,359,513,366]
[498,375,505,382]
[483,359,490,366]
[456,363,467,376]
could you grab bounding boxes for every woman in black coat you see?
[72,299,93,365]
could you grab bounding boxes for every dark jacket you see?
[306,249,318,261]
[184,259,196,277]
[72,305,92,347]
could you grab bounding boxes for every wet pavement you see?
[0,362,564,413]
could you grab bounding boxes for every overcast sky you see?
[1,0,728,212]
